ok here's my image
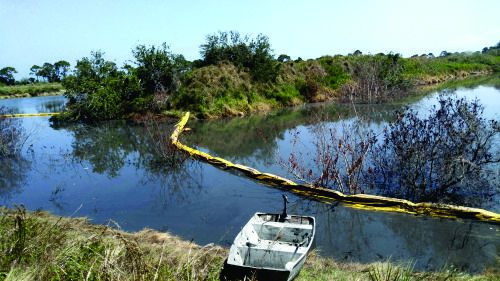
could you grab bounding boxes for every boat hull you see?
[221,260,290,281]
[223,212,315,281]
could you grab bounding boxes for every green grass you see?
[0,208,497,281]
[0,83,64,98]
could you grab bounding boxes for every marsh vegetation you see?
[40,32,499,121]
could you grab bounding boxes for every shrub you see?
[132,43,190,109]
[371,94,500,204]
[0,107,28,157]
[342,54,413,102]
[61,51,143,121]
[199,31,279,82]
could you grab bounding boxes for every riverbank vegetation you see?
[0,83,64,99]
[0,60,69,98]
[48,32,499,122]
[0,208,496,281]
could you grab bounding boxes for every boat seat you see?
[252,222,313,244]
[246,239,308,254]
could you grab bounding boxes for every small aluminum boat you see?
[222,196,315,281]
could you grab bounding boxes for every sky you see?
[1,0,499,78]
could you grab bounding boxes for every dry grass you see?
[0,208,497,281]
[0,207,225,281]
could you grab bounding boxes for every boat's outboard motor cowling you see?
[279,194,290,222]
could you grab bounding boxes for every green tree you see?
[54,60,71,81]
[30,65,41,82]
[0,67,17,85]
[277,54,291,62]
[61,51,142,121]
[199,31,278,82]
[132,43,189,98]
[39,63,55,82]
[440,50,450,57]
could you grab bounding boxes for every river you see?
[0,78,498,272]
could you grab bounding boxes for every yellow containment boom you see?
[0,112,60,118]
[171,112,500,224]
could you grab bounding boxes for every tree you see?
[61,51,142,121]
[30,65,41,82]
[0,67,17,85]
[63,51,120,98]
[371,95,499,204]
[440,50,450,57]
[54,60,71,81]
[199,31,278,82]
[277,54,291,63]
[353,50,363,56]
[342,53,411,102]
[39,63,55,82]
[132,43,189,97]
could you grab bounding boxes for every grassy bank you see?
[0,208,497,280]
[0,83,64,99]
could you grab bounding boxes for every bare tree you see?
[283,115,376,194]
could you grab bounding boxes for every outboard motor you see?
[279,194,290,222]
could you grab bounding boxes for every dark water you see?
[0,81,498,272]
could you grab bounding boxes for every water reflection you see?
[185,102,401,162]
[36,99,66,113]
[297,200,498,272]
[52,121,205,204]
[0,95,66,114]
[0,157,31,201]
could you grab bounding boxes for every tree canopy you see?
[199,31,278,82]
[0,67,17,85]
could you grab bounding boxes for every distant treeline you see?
[0,61,70,86]
[3,31,498,120]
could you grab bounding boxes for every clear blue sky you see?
[1,0,499,78]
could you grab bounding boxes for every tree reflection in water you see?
[285,196,498,272]
[52,120,203,204]
[0,157,31,201]
[0,106,31,201]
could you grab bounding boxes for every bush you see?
[284,95,499,205]
[132,43,190,109]
[0,107,27,157]
[341,54,413,102]
[199,31,279,82]
[61,51,143,121]
[170,63,254,117]
[371,94,500,204]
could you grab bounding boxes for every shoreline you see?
[0,90,65,100]
[0,208,497,280]
[158,72,499,121]
[0,72,494,116]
